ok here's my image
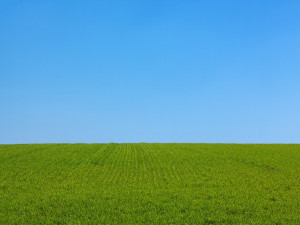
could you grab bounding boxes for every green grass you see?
[0,143,299,224]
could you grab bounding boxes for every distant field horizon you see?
[2,142,300,145]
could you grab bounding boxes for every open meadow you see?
[0,143,299,224]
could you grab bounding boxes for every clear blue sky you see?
[1,0,300,144]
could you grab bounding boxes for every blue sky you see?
[1,0,300,143]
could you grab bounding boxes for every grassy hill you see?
[0,143,299,224]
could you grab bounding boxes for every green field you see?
[0,143,299,224]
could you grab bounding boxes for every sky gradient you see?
[1,0,300,144]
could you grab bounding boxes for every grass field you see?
[0,143,299,224]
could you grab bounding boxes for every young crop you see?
[0,143,299,224]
